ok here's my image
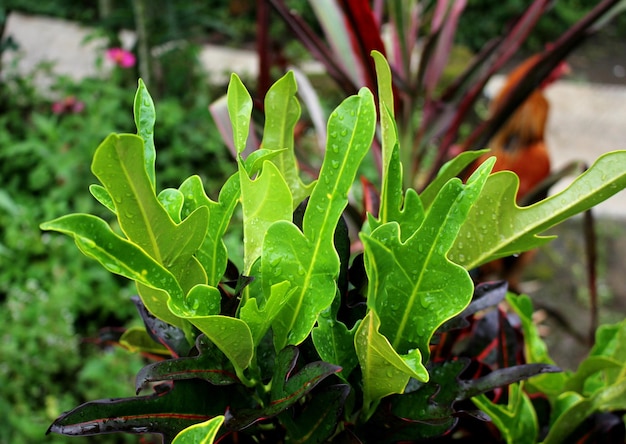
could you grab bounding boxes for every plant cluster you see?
[43,54,626,442]
[0,44,233,443]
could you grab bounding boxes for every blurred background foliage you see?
[0,1,622,443]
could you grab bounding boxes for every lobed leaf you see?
[507,294,568,396]
[451,151,626,269]
[91,134,209,272]
[40,213,184,327]
[239,281,295,345]
[372,51,424,238]
[239,160,292,275]
[311,310,359,380]
[362,159,493,359]
[355,310,429,419]
[262,71,315,208]
[471,383,538,444]
[180,174,240,287]
[261,87,376,350]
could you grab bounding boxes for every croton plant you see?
[42,53,626,443]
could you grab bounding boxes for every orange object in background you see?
[470,54,571,291]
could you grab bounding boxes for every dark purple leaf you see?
[281,384,350,443]
[47,380,229,442]
[458,363,561,400]
[224,346,341,431]
[338,0,387,93]
[423,0,467,96]
[437,281,509,333]
[135,334,240,393]
[570,412,626,444]
[269,0,357,95]
[463,0,623,153]
[132,295,191,358]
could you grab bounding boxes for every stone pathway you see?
[3,11,626,217]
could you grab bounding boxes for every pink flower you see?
[51,96,85,115]
[106,47,136,68]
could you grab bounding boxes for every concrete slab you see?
[1,12,134,91]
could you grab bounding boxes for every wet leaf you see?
[371,51,423,239]
[355,310,428,418]
[261,88,376,350]
[262,71,315,208]
[280,384,350,444]
[471,383,538,444]
[158,188,184,223]
[136,335,239,392]
[179,174,240,288]
[47,380,228,443]
[451,151,626,269]
[134,78,156,188]
[225,346,340,430]
[132,295,190,358]
[361,159,493,359]
[227,74,253,156]
[40,213,185,327]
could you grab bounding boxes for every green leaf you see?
[507,294,568,396]
[471,383,538,444]
[239,160,292,275]
[172,416,224,444]
[355,310,429,419]
[371,51,423,239]
[362,160,493,358]
[89,184,115,213]
[40,213,184,327]
[158,188,184,223]
[92,134,209,272]
[311,311,359,380]
[168,311,254,372]
[543,379,626,444]
[451,151,626,269]
[420,149,489,209]
[262,71,315,208]
[372,51,394,173]
[119,327,170,356]
[239,281,295,345]
[261,88,376,350]
[133,78,156,188]
[227,73,253,155]
[180,174,240,287]
[563,356,624,395]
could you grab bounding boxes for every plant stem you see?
[132,0,151,86]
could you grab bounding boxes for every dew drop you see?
[331,160,340,169]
